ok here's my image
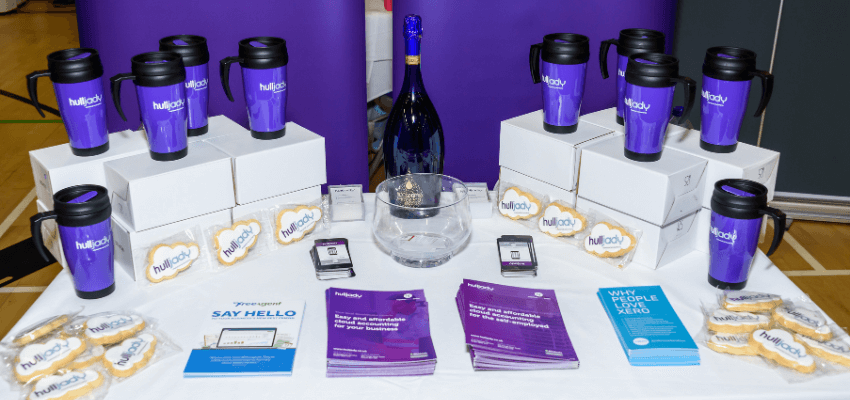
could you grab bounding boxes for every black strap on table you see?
[0,237,56,288]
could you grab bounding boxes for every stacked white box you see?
[232,186,323,221]
[187,115,249,144]
[105,141,236,231]
[111,209,232,280]
[577,136,707,269]
[30,129,148,208]
[579,107,689,140]
[207,121,327,205]
[499,167,576,206]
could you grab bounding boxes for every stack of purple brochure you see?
[456,279,579,370]
[325,288,437,377]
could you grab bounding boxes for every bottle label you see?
[405,55,420,65]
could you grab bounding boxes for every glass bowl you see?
[372,174,472,268]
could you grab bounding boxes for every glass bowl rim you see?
[375,173,470,211]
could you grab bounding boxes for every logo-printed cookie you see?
[103,333,157,378]
[772,305,832,341]
[215,219,261,266]
[276,205,322,245]
[707,309,771,334]
[27,369,103,400]
[84,314,145,345]
[750,329,815,373]
[15,337,86,383]
[145,242,200,283]
[583,222,636,258]
[499,187,541,220]
[13,315,69,346]
[795,334,850,368]
[538,203,586,237]
[707,332,757,356]
[723,290,783,312]
[70,345,105,369]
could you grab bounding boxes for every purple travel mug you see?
[27,48,109,156]
[701,47,774,153]
[529,33,590,133]
[708,179,785,289]
[160,35,210,136]
[600,29,666,125]
[31,185,115,299]
[110,52,189,161]
[623,53,696,162]
[220,37,288,140]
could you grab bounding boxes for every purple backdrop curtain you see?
[393,0,677,187]
[76,0,368,189]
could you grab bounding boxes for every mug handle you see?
[220,56,245,102]
[30,211,58,262]
[599,39,618,79]
[670,75,697,121]
[109,73,136,122]
[529,43,543,84]
[759,206,786,256]
[751,70,774,117]
[26,70,51,118]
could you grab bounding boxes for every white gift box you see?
[105,141,235,231]
[578,135,706,226]
[580,106,688,139]
[187,115,249,144]
[231,185,323,221]
[499,166,576,206]
[500,110,613,192]
[207,121,327,205]
[577,197,699,269]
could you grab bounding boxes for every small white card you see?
[329,185,363,204]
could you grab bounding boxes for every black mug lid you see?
[238,37,288,69]
[159,35,210,67]
[53,185,110,217]
[625,53,680,87]
[703,46,758,81]
[617,28,665,57]
[541,33,590,65]
[130,52,186,87]
[46,48,104,84]
[711,179,769,219]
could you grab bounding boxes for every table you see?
[3,194,848,399]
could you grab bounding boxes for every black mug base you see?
[187,124,209,137]
[708,274,747,290]
[71,141,110,157]
[543,122,578,134]
[150,147,188,161]
[624,148,661,162]
[700,140,738,153]
[76,282,115,299]
[616,115,624,126]
[252,127,286,140]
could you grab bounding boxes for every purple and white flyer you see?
[456,279,579,370]
[325,288,437,377]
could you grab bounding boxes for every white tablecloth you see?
[3,194,848,399]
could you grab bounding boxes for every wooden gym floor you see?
[1,5,849,339]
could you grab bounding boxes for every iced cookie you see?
[26,369,104,400]
[276,205,322,245]
[498,187,541,220]
[14,337,86,383]
[13,315,70,346]
[750,329,816,374]
[103,333,157,378]
[795,334,850,368]
[706,333,757,356]
[69,345,105,369]
[83,314,146,346]
[538,203,586,237]
[583,222,636,258]
[215,219,261,266]
[723,291,783,313]
[707,309,771,334]
[772,305,832,341]
[145,242,200,283]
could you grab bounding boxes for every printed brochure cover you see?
[183,300,305,377]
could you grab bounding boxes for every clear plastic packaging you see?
[63,311,152,347]
[536,200,598,247]
[19,365,111,400]
[270,197,330,248]
[99,327,180,382]
[7,308,83,347]
[205,210,274,269]
[574,206,642,269]
[718,289,783,313]
[494,179,549,230]
[133,226,209,287]
[2,331,91,388]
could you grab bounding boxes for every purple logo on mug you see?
[710,226,737,245]
[259,82,286,93]
[68,94,103,108]
[152,99,185,112]
[702,89,728,106]
[75,235,110,251]
[624,97,651,112]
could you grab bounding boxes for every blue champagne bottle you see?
[384,15,444,217]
